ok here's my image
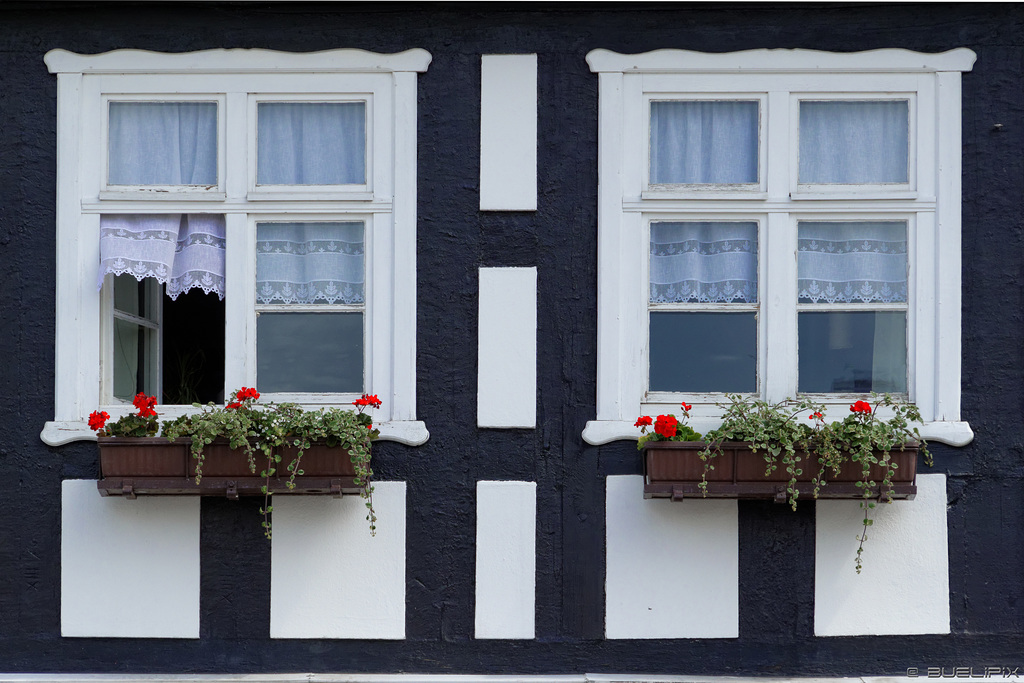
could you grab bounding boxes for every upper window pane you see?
[650,221,758,303]
[798,100,909,184]
[650,101,759,185]
[108,102,217,186]
[257,102,366,185]
[797,221,907,304]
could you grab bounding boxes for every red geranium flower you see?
[132,393,158,418]
[653,414,678,438]
[88,410,110,431]
[634,416,653,428]
[850,400,872,414]
[225,402,242,410]
[353,394,382,409]
[680,402,692,412]
[235,387,260,402]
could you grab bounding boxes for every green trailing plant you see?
[636,394,930,572]
[97,387,380,539]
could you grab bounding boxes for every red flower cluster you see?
[225,402,242,410]
[132,393,158,418]
[634,416,653,428]
[88,410,110,431]
[850,400,872,414]
[653,414,678,438]
[808,411,824,420]
[236,387,260,402]
[680,402,692,412]
[354,394,382,409]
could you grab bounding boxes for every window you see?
[583,48,975,446]
[42,48,431,446]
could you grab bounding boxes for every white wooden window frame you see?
[41,48,431,447]
[583,47,976,447]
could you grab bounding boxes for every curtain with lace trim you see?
[797,221,907,304]
[650,222,758,304]
[98,214,226,299]
[255,222,364,305]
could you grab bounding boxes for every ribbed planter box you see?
[97,437,360,499]
[643,440,918,502]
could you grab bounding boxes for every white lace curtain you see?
[798,221,907,304]
[650,222,758,303]
[798,101,909,184]
[108,102,217,186]
[256,102,366,185]
[99,214,226,299]
[256,222,365,305]
[650,101,759,185]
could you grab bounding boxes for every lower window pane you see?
[113,318,157,401]
[257,312,363,393]
[649,312,756,393]
[798,311,906,393]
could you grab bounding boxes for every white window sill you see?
[582,419,974,447]
[41,420,429,447]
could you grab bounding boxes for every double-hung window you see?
[584,48,975,446]
[42,48,431,446]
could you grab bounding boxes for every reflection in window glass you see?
[257,102,366,185]
[798,311,906,393]
[257,312,363,393]
[799,100,909,184]
[649,312,756,393]
[650,101,759,184]
[109,102,217,186]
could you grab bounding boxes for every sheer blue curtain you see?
[108,102,217,185]
[797,221,908,304]
[257,102,366,185]
[650,101,759,184]
[799,101,909,184]
[256,222,365,304]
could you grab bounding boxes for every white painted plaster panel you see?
[477,267,537,428]
[815,473,949,636]
[475,481,537,639]
[480,54,537,211]
[605,475,738,638]
[60,479,200,638]
[270,482,406,639]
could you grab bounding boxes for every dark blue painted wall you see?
[0,1,1022,675]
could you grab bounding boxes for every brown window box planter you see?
[643,440,918,502]
[97,437,360,500]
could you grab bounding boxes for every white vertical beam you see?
[605,475,739,639]
[61,480,200,638]
[270,483,407,639]
[933,71,963,422]
[479,54,537,211]
[223,212,254,393]
[391,70,419,422]
[815,473,950,636]
[477,267,537,428]
[475,481,537,639]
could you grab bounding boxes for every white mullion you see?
[225,92,247,201]
[224,212,254,396]
[914,210,937,420]
[368,211,387,405]
[763,212,796,402]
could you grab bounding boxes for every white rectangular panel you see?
[61,480,200,638]
[478,267,537,428]
[480,54,537,211]
[475,481,537,639]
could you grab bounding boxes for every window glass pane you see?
[649,312,756,393]
[113,318,157,401]
[256,222,364,305]
[799,101,909,184]
[108,102,217,185]
[257,312,363,393]
[798,311,906,393]
[651,221,758,303]
[798,221,907,304]
[257,102,366,185]
[650,101,759,184]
